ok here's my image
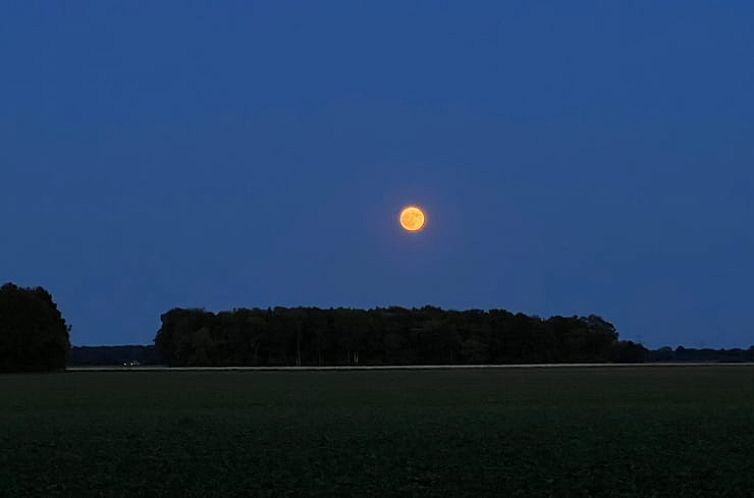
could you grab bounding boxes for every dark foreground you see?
[1,367,754,497]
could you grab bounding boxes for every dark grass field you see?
[2,367,754,497]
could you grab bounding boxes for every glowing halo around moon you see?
[399,206,426,232]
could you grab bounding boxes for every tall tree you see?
[0,283,70,372]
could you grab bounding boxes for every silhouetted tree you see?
[609,341,649,363]
[658,345,754,363]
[0,283,70,372]
[649,346,675,362]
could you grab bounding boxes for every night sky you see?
[3,2,754,348]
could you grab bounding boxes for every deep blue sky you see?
[2,2,754,348]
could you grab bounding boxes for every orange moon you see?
[399,206,426,232]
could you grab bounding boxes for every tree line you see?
[65,344,754,366]
[648,346,754,363]
[154,306,649,366]
[68,345,163,366]
[4,282,753,371]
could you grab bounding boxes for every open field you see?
[2,367,754,497]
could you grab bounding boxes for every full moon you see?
[399,206,426,232]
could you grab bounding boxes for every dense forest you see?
[154,306,650,366]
